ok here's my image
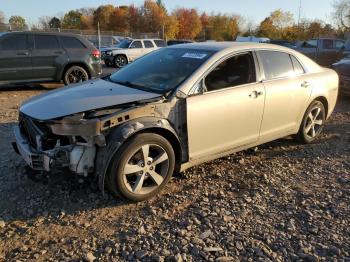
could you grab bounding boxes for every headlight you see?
[106,51,112,56]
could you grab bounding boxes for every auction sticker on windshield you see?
[182,52,208,59]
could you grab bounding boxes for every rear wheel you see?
[296,100,326,143]
[114,55,128,68]
[63,66,89,85]
[106,133,175,202]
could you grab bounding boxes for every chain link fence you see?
[0,25,161,47]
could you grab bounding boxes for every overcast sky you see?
[0,0,334,26]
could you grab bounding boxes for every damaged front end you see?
[13,102,158,176]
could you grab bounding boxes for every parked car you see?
[294,38,345,67]
[0,32,102,85]
[13,42,338,201]
[103,38,167,68]
[269,40,296,48]
[167,40,194,46]
[332,57,350,95]
[236,36,270,43]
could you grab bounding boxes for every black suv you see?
[0,32,102,85]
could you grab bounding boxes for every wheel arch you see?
[113,53,129,63]
[312,96,329,117]
[95,117,182,193]
[60,62,91,81]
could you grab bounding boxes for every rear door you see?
[0,33,32,82]
[258,50,312,140]
[31,34,66,80]
[143,40,156,55]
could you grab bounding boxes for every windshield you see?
[118,39,132,49]
[109,48,215,94]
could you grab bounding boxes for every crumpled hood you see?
[20,79,161,121]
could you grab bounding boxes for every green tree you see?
[49,17,61,29]
[62,10,82,29]
[9,16,27,30]
[207,14,240,41]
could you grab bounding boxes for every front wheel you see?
[296,100,326,143]
[106,133,176,202]
[63,66,89,85]
[114,55,128,68]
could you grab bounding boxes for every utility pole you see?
[97,21,101,50]
[298,0,302,27]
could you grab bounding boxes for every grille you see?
[19,113,43,150]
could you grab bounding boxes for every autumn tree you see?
[140,0,166,33]
[257,9,294,39]
[62,10,83,29]
[128,4,141,32]
[257,17,278,39]
[93,5,115,30]
[174,8,202,39]
[164,15,179,39]
[109,6,130,32]
[9,16,27,30]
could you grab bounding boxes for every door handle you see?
[249,90,263,98]
[301,81,310,88]
[16,52,29,56]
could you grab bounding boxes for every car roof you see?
[4,31,84,38]
[167,41,296,52]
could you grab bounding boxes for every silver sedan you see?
[14,42,339,201]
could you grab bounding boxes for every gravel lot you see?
[0,79,349,261]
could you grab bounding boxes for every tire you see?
[296,100,326,144]
[63,65,89,85]
[106,133,176,202]
[114,55,128,68]
[104,60,112,67]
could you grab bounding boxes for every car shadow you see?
[0,122,129,224]
[1,98,349,224]
[0,83,61,91]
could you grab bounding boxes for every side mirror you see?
[192,79,207,95]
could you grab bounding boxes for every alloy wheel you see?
[67,69,88,84]
[122,144,169,195]
[304,105,325,139]
[114,56,127,68]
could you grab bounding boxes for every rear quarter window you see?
[61,36,86,49]
[154,40,166,47]
[290,55,305,75]
[259,51,294,80]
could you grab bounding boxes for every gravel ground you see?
[0,83,349,262]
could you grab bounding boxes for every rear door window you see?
[61,36,86,49]
[34,35,59,49]
[335,40,345,49]
[0,34,28,50]
[143,40,154,48]
[259,51,294,80]
[154,40,166,47]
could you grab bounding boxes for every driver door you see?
[128,40,144,61]
[186,52,265,160]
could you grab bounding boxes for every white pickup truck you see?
[103,38,167,68]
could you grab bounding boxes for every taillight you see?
[91,49,101,58]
